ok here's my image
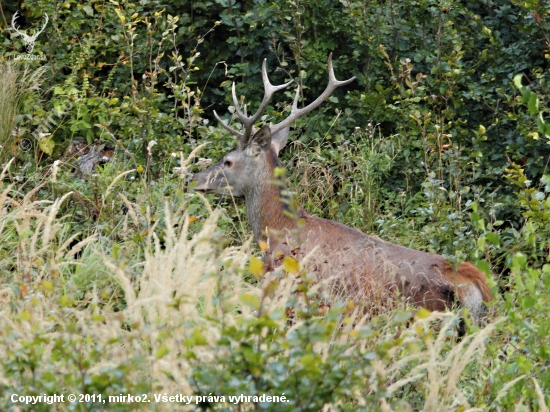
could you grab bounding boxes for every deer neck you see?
[244,150,296,241]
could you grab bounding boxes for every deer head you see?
[192,54,355,198]
[11,11,49,54]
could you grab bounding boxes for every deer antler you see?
[214,59,293,147]
[214,54,355,149]
[11,11,24,36]
[270,54,355,136]
[32,14,49,40]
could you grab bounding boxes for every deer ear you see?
[270,127,290,155]
[249,125,272,154]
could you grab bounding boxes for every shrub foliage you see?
[1,0,550,410]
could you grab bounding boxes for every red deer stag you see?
[191,54,492,322]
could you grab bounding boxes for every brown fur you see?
[443,262,493,303]
[260,199,493,320]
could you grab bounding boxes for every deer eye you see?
[224,160,233,168]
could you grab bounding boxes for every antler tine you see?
[270,53,355,136]
[290,84,301,114]
[11,11,23,35]
[36,14,49,36]
[231,81,246,122]
[213,110,243,139]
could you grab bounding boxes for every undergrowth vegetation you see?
[1,0,550,410]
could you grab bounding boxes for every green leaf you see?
[528,92,539,116]
[249,256,263,277]
[60,295,70,307]
[513,74,523,91]
[300,354,316,367]
[283,256,299,274]
[485,232,500,245]
[476,260,491,276]
[538,112,546,135]
[42,280,53,292]
[239,293,260,310]
[155,346,169,359]
[273,167,285,178]
[470,151,483,158]
[512,253,527,273]
[83,5,94,16]
[394,310,412,323]
[416,308,431,319]
[39,136,55,155]
[477,236,486,250]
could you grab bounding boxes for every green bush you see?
[1,0,550,409]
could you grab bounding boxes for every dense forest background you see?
[1,0,550,410]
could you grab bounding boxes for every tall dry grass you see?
[0,180,254,409]
[377,312,503,411]
[0,62,46,160]
[0,165,506,410]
